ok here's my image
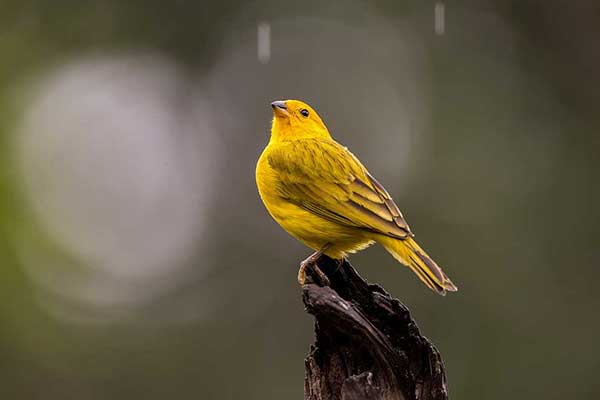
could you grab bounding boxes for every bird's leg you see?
[298,244,332,286]
[335,257,347,272]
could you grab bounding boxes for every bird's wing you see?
[267,139,412,239]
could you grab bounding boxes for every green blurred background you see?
[0,1,598,399]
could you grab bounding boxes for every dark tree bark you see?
[302,256,449,400]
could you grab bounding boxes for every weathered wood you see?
[302,256,449,400]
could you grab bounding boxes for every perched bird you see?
[256,100,457,295]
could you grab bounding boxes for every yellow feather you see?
[256,99,457,295]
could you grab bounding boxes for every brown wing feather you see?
[364,172,413,236]
[268,139,412,239]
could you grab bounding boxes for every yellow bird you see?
[256,100,457,295]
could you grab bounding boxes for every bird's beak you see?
[271,100,289,117]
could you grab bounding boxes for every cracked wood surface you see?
[302,256,449,400]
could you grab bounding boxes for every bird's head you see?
[269,99,331,142]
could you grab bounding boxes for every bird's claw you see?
[298,260,330,287]
[335,257,346,272]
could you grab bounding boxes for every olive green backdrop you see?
[0,1,598,399]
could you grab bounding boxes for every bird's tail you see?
[377,235,457,295]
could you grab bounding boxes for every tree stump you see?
[302,256,449,400]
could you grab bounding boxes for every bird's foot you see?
[298,258,330,287]
[335,257,347,272]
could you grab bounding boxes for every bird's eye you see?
[300,109,309,117]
